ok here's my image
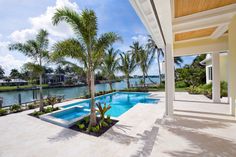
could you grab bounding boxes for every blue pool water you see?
[62,92,159,117]
[51,107,90,121]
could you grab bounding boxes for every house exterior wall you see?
[205,54,228,84]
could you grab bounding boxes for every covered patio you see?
[130,0,236,117]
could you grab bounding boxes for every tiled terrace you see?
[0,92,235,157]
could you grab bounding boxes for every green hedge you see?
[187,81,228,98]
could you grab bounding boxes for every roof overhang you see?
[129,0,173,50]
[129,0,236,56]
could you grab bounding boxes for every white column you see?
[212,52,221,103]
[228,15,236,116]
[165,43,174,116]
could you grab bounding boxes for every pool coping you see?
[40,106,90,128]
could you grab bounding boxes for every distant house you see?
[43,73,65,85]
[201,53,228,84]
[43,73,85,85]
[0,79,28,86]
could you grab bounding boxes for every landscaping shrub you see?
[31,107,60,117]
[10,104,22,112]
[0,108,8,116]
[175,81,188,88]
[27,102,37,109]
[187,81,228,98]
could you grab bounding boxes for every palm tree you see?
[102,48,119,90]
[9,29,49,111]
[51,8,121,127]
[139,48,155,86]
[130,41,143,63]
[119,52,137,88]
[174,57,183,67]
[147,35,164,84]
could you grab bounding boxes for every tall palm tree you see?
[139,48,155,86]
[102,48,119,90]
[119,52,137,88]
[130,41,143,63]
[51,8,121,126]
[9,29,49,111]
[147,35,164,84]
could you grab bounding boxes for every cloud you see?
[0,41,32,75]
[9,0,79,42]
[131,34,148,45]
[9,29,37,42]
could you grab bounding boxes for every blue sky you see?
[0,0,195,75]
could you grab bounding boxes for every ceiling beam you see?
[173,36,228,56]
[210,24,228,39]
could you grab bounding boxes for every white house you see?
[201,52,228,84]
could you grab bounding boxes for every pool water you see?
[62,92,159,117]
[51,107,90,121]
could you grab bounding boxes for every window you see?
[208,66,212,80]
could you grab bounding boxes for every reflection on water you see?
[0,78,159,106]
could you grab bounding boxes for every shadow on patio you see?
[162,115,236,157]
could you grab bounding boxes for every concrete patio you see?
[0,92,235,157]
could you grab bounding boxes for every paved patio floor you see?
[0,92,235,157]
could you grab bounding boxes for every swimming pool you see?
[40,92,159,127]
[62,92,159,117]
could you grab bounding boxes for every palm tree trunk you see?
[86,71,91,96]
[127,76,130,88]
[109,81,113,90]
[157,53,161,85]
[89,70,97,127]
[39,56,43,112]
[39,74,44,111]
[143,73,146,87]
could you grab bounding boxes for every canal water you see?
[0,78,159,107]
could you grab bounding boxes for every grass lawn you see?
[0,84,48,92]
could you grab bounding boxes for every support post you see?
[165,43,174,116]
[212,52,221,103]
[228,15,236,116]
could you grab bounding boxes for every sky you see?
[0,0,195,76]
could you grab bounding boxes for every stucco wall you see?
[205,54,228,84]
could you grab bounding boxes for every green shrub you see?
[106,115,112,124]
[187,81,228,98]
[43,107,53,113]
[10,104,22,112]
[96,102,111,120]
[91,125,100,132]
[101,120,108,127]
[84,116,90,124]
[0,108,7,116]
[78,124,85,129]
[32,110,44,117]
[175,81,188,88]
[76,122,85,129]
[27,103,37,109]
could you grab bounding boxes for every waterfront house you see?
[0,79,28,86]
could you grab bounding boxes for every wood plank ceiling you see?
[174,0,236,42]
[175,27,216,41]
[175,0,236,18]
